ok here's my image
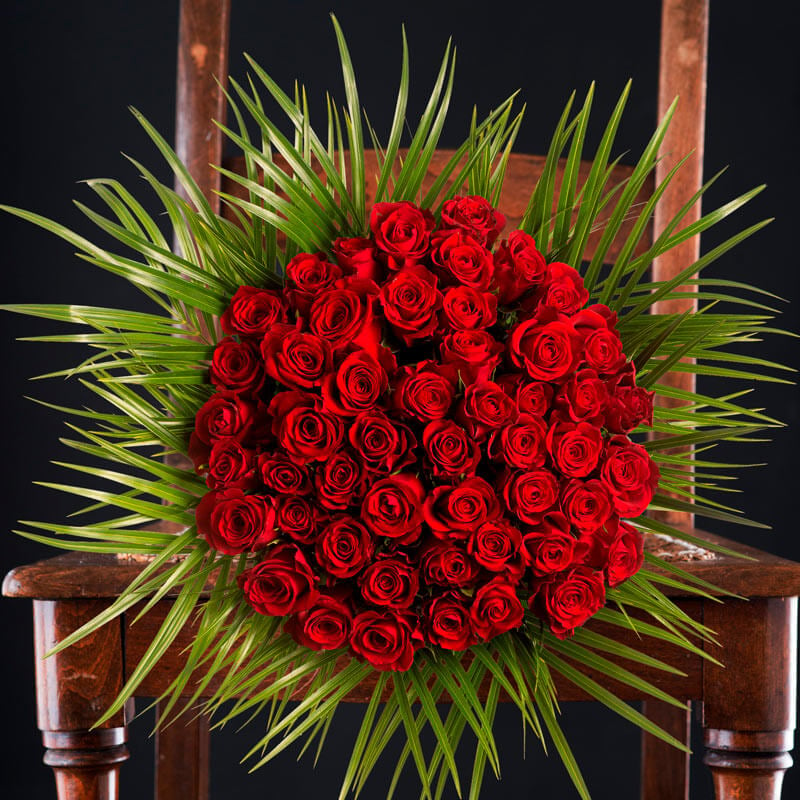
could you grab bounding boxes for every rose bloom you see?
[268,391,344,464]
[359,554,420,609]
[546,418,604,478]
[468,519,524,574]
[285,252,343,314]
[503,468,560,525]
[315,516,374,579]
[424,593,475,650]
[422,419,481,478]
[333,236,381,281]
[534,262,589,315]
[308,283,381,355]
[522,512,578,576]
[515,379,554,417]
[572,304,625,375]
[529,566,606,639]
[470,578,525,641]
[196,488,276,555]
[360,473,425,544]
[221,285,287,337]
[348,410,416,473]
[209,336,264,393]
[493,230,547,304]
[206,437,256,490]
[350,609,423,671]
[508,308,582,382]
[192,391,257,451]
[488,413,548,470]
[275,496,324,545]
[606,521,644,586]
[262,323,332,390]
[605,363,654,434]
[370,201,435,270]
[430,229,494,290]
[560,479,613,534]
[314,450,366,511]
[440,195,505,246]
[441,286,497,331]
[423,477,500,540]
[322,350,388,416]
[259,454,312,496]
[440,329,504,385]
[285,589,353,651]
[391,361,457,422]
[420,540,481,588]
[556,368,608,426]
[601,435,660,517]
[379,265,442,345]
[456,381,518,442]
[238,542,318,616]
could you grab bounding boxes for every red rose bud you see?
[440,195,505,247]
[369,201,435,270]
[605,520,644,586]
[423,477,500,540]
[360,473,425,544]
[262,323,333,390]
[440,329,503,385]
[470,578,525,640]
[529,566,606,639]
[275,496,324,545]
[221,285,287,337]
[285,252,343,314]
[424,593,475,650]
[259,454,312,496]
[238,542,319,616]
[503,468,559,525]
[493,230,547,304]
[546,418,604,478]
[422,419,481,479]
[507,308,582,383]
[560,479,613,535]
[350,609,423,671]
[456,381,518,442]
[391,360,457,422]
[314,450,366,511]
[379,265,442,345]
[268,391,344,464]
[441,286,497,331]
[601,435,660,517]
[209,336,264,393]
[532,262,589,315]
[206,437,256,490]
[332,236,382,281]
[488,413,547,470]
[315,516,374,579]
[522,512,577,576]
[358,553,420,609]
[322,350,388,417]
[420,540,481,588]
[285,589,353,651]
[468,519,524,574]
[196,489,276,555]
[430,229,494,291]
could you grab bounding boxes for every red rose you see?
[315,516,374,578]
[424,593,475,650]
[605,363,654,434]
[209,336,264,393]
[556,368,607,426]
[508,308,582,382]
[572,305,625,375]
[440,195,505,246]
[601,436,659,517]
[196,488,276,555]
[574,516,620,571]
[534,262,589,315]
[275,496,323,544]
[391,361,457,422]
[469,578,525,640]
[605,520,644,586]
[348,410,416,473]
[359,553,420,609]
[238,542,318,616]
[503,468,560,525]
[361,473,425,544]
[529,566,606,639]
[560,479,613,534]
[440,329,503,385]
[308,283,381,355]
[285,252,343,314]
[546,419,604,478]
[206,437,256,489]
[314,450,366,510]
[468,519,524,574]
[262,323,333,390]
[423,477,500,540]
[259,454,312,496]
[192,391,256,450]
[370,201,435,270]
[285,588,353,651]
[456,381,518,442]
[420,540,481,588]
[488,413,547,469]
[515,379,554,417]
[333,236,382,281]
[269,391,344,464]
[430,229,494,290]
[493,230,547,304]
[379,265,442,345]
[522,512,577,576]
[350,609,423,671]
[221,285,287,337]
[441,286,497,331]
[322,350,388,416]
[422,420,481,478]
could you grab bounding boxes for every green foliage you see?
[0,15,788,799]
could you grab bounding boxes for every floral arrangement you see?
[2,18,785,799]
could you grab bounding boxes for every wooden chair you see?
[3,1,799,798]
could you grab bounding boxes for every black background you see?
[1,1,798,797]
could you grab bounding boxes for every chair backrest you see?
[174,0,709,529]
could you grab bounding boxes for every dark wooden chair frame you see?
[4,1,799,799]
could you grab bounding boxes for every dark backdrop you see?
[1,1,798,797]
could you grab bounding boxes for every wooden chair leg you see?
[702,597,797,800]
[34,599,129,800]
[154,699,210,800]
[641,701,691,800]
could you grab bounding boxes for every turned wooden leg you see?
[34,599,130,800]
[702,597,797,800]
